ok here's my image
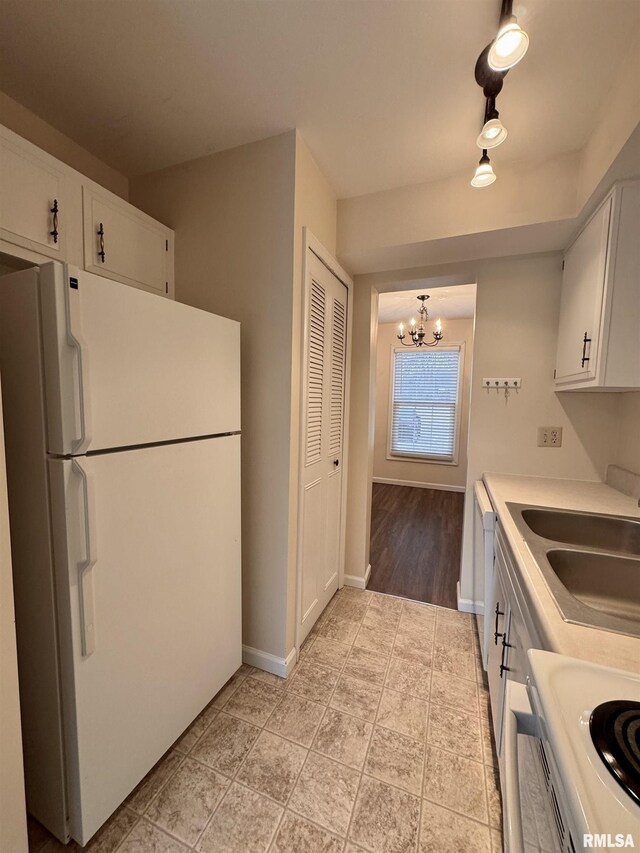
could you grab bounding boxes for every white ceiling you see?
[1,1,638,198]
[378,284,477,324]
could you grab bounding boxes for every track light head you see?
[476,117,508,149]
[488,19,529,70]
[470,151,497,188]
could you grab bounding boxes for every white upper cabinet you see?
[0,127,69,261]
[82,185,174,298]
[555,180,640,391]
[0,125,174,299]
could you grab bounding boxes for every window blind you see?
[390,348,461,461]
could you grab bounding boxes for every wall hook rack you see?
[483,377,521,391]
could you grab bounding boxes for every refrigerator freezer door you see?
[48,435,241,845]
[40,263,240,455]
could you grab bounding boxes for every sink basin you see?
[520,507,640,556]
[546,549,640,623]
[507,502,640,638]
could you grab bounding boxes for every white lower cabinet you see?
[487,556,510,749]
[488,528,531,755]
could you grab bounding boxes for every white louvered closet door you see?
[299,250,348,642]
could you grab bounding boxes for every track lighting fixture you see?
[476,97,507,149]
[470,151,496,188]
[488,18,529,71]
[470,0,529,186]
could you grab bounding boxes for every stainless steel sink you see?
[520,507,640,556]
[546,549,640,622]
[508,502,640,638]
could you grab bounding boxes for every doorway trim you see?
[294,228,353,657]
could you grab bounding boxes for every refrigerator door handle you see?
[72,460,98,656]
[64,277,93,455]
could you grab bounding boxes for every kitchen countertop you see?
[483,472,640,676]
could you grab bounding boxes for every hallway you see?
[369,484,464,609]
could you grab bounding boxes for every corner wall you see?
[0,90,128,199]
[130,132,298,662]
[287,134,338,652]
[131,131,337,665]
[458,253,623,600]
[0,383,27,853]
[613,393,640,476]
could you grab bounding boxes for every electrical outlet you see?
[538,426,563,447]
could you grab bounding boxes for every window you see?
[389,346,462,463]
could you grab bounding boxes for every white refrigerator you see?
[0,261,242,845]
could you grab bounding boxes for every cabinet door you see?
[82,185,174,298]
[0,128,68,260]
[487,558,509,751]
[555,197,612,384]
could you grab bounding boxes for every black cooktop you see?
[590,700,640,807]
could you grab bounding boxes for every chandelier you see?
[397,295,443,347]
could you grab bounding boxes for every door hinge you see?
[553,369,556,379]
[165,239,169,251]
[165,282,169,294]
[562,259,565,270]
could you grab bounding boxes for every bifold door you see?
[39,262,240,455]
[48,435,241,844]
[298,251,348,642]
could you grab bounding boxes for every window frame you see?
[386,343,464,466]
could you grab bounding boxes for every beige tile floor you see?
[29,588,503,853]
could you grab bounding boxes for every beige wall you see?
[614,393,640,476]
[577,34,640,210]
[286,135,338,650]
[458,253,622,600]
[345,253,625,598]
[374,319,474,490]
[344,284,378,580]
[0,90,128,199]
[338,149,579,271]
[131,132,297,662]
[0,383,27,853]
[131,131,337,663]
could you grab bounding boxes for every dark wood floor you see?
[369,483,464,609]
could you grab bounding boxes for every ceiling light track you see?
[470,0,529,187]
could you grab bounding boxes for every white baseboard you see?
[456,581,481,614]
[242,645,297,678]
[372,477,465,493]
[343,563,371,590]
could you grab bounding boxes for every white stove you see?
[522,650,640,851]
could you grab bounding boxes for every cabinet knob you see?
[50,199,59,244]
[97,222,106,263]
